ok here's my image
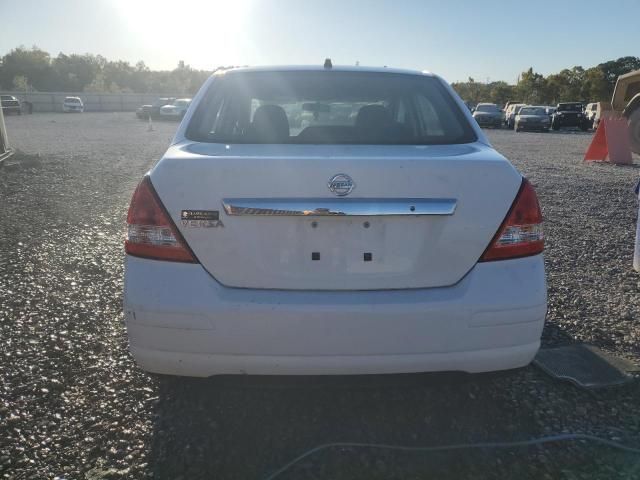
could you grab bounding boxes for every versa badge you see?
[181,210,224,228]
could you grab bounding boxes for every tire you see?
[552,122,560,131]
[628,108,640,155]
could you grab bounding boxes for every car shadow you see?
[146,348,637,479]
[541,320,578,347]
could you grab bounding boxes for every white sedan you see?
[159,98,191,120]
[62,96,84,113]
[124,65,546,377]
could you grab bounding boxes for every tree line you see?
[0,45,216,95]
[452,56,640,107]
[1,45,639,104]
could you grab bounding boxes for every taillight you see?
[480,178,543,261]
[125,176,197,263]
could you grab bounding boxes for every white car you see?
[584,102,598,123]
[62,96,84,113]
[124,65,546,377]
[159,98,191,120]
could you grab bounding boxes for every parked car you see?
[551,102,589,131]
[503,100,523,111]
[592,101,612,130]
[62,96,84,113]
[505,103,526,129]
[472,103,503,128]
[1,95,21,115]
[136,97,176,120]
[123,65,546,377]
[584,102,598,124]
[159,98,192,120]
[514,106,551,132]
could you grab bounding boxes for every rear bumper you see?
[474,118,502,127]
[517,123,550,131]
[2,106,20,114]
[124,255,547,376]
[553,117,584,127]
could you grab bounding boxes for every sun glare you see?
[113,0,252,69]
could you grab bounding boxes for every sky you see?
[1,0,639,84]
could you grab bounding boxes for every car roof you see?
[215,65,434,77]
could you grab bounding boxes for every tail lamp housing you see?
[480,178,544,261]
[125,176,197,263]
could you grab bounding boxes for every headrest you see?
[249,105,290,142]
[355,105,392,130]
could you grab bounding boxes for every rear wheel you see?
[629,108,640,155]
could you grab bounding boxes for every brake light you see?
[125,176,197,263]
[480,178,543,261]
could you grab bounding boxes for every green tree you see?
[489,81,514,107]
[0,45,52,90]
[51,53,102,91]
[516,68,547,104]
[12,75,31,92]
[581,67,609,102]
[597,56,640,94]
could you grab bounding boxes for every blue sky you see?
[1,0,638,83]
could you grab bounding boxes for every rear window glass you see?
[519,107,546,115]
[558,103,582,111]
[475,104,499,113]
[186,71,476,145]
[65,98,80,103]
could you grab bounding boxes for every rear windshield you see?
[475,104,499,113]
[558,103,582,111]
[186,71,476,145]
[519,107,546,115]
[65,98,80,103]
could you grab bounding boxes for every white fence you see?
[0,91,181,113]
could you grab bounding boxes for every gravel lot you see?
[1,113,639,479]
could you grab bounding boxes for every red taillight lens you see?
[480,178,544,262]
[125,176,197,263]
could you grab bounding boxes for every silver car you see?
[515,106,551,132]
[472,103,503,128]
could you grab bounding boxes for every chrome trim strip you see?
[222,198,457,216]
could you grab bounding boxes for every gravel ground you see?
[1,114,639,480]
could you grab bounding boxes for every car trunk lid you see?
[150,142,522,290]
